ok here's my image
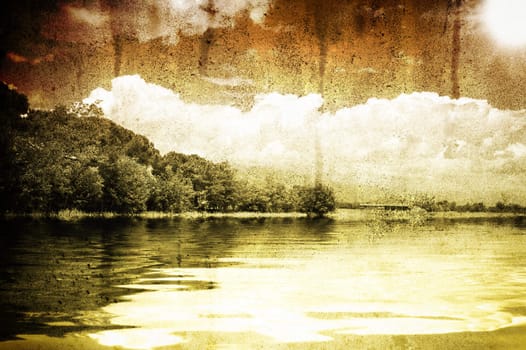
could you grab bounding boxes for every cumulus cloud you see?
[85,75,526,203]
[86,75,321,167]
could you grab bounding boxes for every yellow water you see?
[1,216,526,349]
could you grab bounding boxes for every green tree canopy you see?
[296,184,336,218]
[100,156,154,213]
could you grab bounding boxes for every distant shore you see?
[329,209,526,221]
[2,208,525,222]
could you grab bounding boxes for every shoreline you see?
[0,210,309,221]
[330,209,526,221]
[1,209,525,221]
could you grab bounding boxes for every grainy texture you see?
[1,0,526,110]
[1,1,526,349]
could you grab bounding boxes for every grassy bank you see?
[1,209,309,221]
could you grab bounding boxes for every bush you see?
[296,184,336,218]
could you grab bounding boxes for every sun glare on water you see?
[481,0,526,47]
[88,253,526,349]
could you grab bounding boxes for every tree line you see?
[409,193,526,213]
[339,195,526,214]
[0,83,335,217]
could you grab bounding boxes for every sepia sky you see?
[2,0,526,203]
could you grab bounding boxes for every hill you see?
[0,83,335,216]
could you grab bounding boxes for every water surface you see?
[1,213,526,349]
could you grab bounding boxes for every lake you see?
[1,212,526,349]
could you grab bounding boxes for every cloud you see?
[44,0,272,44]
[42,3,111,44]
[66,4,108,26]
[124,0,272,43]
[6,52,54,65]
[6,52,28,63]
[86,75,321,167]
[201,76,254,87]
[85,75,526,203]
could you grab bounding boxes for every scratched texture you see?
[1,1,526,349]
[1,0,525,110]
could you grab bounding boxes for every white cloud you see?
[44,0,273,44]
[85,75,526,203]
[201,76,254,87]
[505,143,526,158]
[66,5,108,26]
[115,0,272,43]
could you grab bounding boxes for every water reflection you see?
[1,216,526,349]
[0,217,162,340]
[87,217,526,348]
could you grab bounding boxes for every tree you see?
[100,156,154,213]
[267,183,297,212]
[158,153,238,212]
[236,184,271,212]
[67,101,104,118]
[12,138,76,213]
[71,165,104,211]
[296,184,336,218]
[0,83,28,212]
[0,82,28,125]
[237,182,297,213]
[2,91,340,215]
[411,193,437,212]
[202,162,237,212]
[148,166,193,212]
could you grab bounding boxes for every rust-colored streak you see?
[199,28,215,77]
[450,0,462,99]
[304,0,330,95]
[113,34,123,78]
[102,0,124,78]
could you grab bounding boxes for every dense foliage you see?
[410,194,526,213]
[0,83,335,216]
[296,185,336,217]
[339,196,526,214]
[3,84,525,216]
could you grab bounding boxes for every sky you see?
[2,0,526,203]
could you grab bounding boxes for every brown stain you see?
[198,1,218,77]
[303,0,336,185]
[3,0,526,110]
[450,0,462,99]
[199,28,215,77]
[304,0,330,95]
[112,35,123,78]
[101,0,124,78]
